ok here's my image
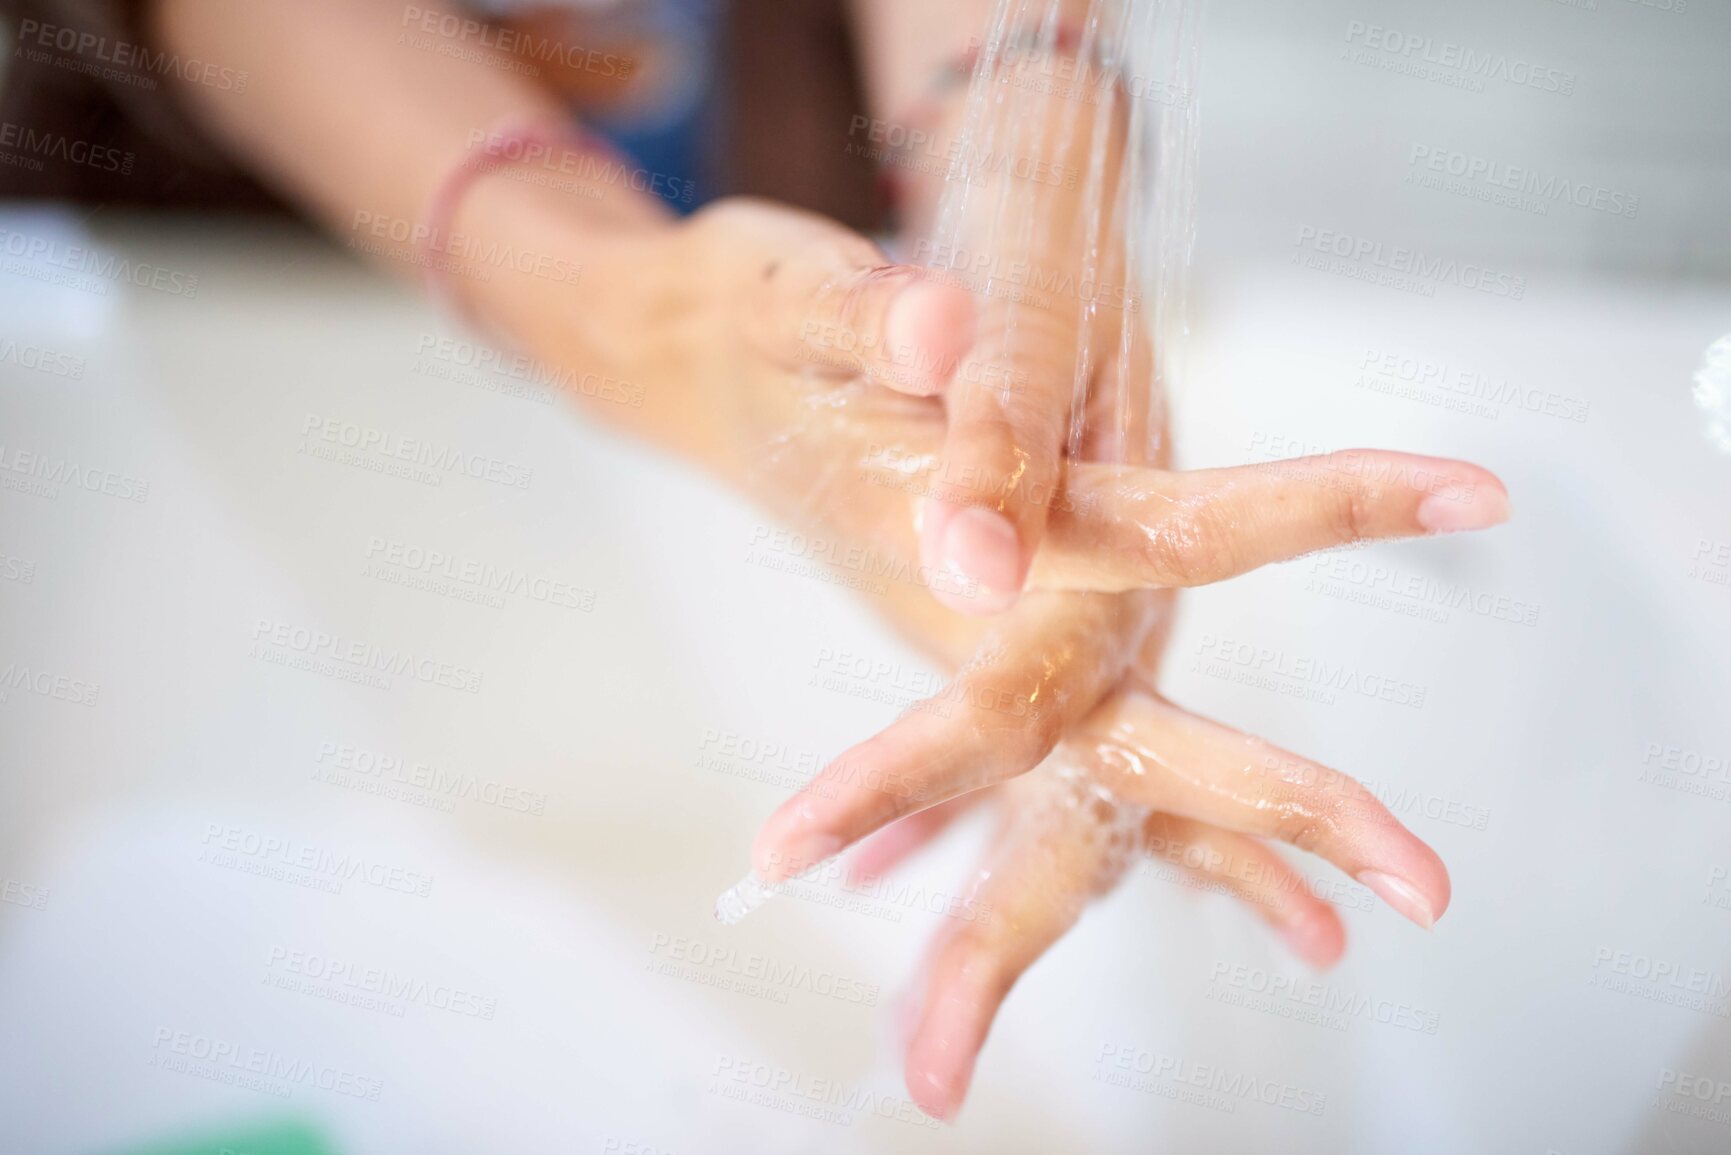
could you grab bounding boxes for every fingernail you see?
[892,986,923,1051]
[939,506,1022,613]
[885,278,973,386]
[1356,870,1437,929]
[884,280,929,347]
[912,1066,965,1124]
[1416,487,1511,535]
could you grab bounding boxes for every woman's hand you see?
[585,198,1509,600]
[871,673,1451,1121]
[141,0,1497,1128]
[557,193,1504,905]
[645,198,1507,861]
[507,186,1504,1124]
[617,197,1503,1122]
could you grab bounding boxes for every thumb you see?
[739,207,975,396]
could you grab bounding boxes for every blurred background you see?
[1197,0,1731,277]
[0,1,1728,1153]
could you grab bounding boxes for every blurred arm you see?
[145,0,672,348]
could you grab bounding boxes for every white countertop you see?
[1,207,1728,1154]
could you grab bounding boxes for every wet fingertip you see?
[884,278,974,394]
[1278,912,1347,970]
[903,978,985,1124]
[895,275,975,344]
[906,1057,967,1125]
[930,506,1024,616]
[920,499,1008,615]
[1356,870,1442,930]
[1416,486,1511,535]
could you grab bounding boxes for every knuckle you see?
[952,672,1062,769]
[935,421,1024,507]
[1333,481,1376,545]
[1275,801,1349,854]
[1140,501,1238,586]
[1016,705,1067,764]
[844,743,930,820]
[944,925,1019,1000]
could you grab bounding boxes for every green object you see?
[99,1118,337,1155]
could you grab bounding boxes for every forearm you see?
[146,0,703,444]
[148,0,651,236]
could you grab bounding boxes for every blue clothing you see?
[581,0,723,213]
